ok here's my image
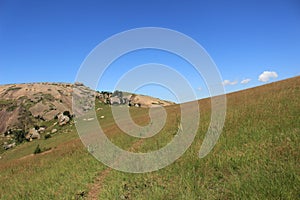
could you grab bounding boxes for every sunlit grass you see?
[98,77,300,199]
[0,77,299,199]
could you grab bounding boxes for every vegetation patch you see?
[34,144,42,154]
[6,87,22,92]
[6,104,18,112]
[42,93,55,101]
[0,99,15,111]
[0,99,13,106]
[44,133,52,140]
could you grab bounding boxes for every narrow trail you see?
[86,139,144,200]
[14,138,80,162]
[18,148,54,161]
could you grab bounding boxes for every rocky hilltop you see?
[0,82,175,136]
[0,83,73,135]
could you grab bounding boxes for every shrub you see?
[34,144,41,154]
[11,129,26,144]
[44,134,51,140]
[6,104,17,112]
[63,110,71,118]
[6,87,21,92]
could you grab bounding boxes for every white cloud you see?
[223,80,238,86]
[198,87,202,91]
[241,78,251,84]
[258,71,278,82]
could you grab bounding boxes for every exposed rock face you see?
[0,83,73,134]
[74,82,84,86]
[72,83,95,116]
[129,94,175,108]
[105,91,175,108]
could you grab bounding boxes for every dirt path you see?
[18,148,54,161]
[86,139,144,200]
[14,138,80,162]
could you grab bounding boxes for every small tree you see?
[12,129,26,144]
[44,134,51,140]
[34,144,42,154]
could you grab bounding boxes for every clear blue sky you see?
[0,0,299,102]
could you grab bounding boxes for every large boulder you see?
[51,129,57,134]
[38,127,46,133]
[74,82,84,86]
[57,113,70,126]
[110,96,121,105]
[26,128,40,140]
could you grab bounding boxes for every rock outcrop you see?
[57,113,70,126]
[25,128,41,141]
[0,83,73,135]
[0,82,175,136]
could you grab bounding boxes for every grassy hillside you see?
[0,77,299,199]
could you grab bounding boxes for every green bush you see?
[10,129,26,144]
[6,87,22,92]
[6,104,17,112]
[44,134,51,140]
[34,144,41,154]
[63,110,71,118]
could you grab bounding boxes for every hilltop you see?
[0,82,174,137]
[0,83,73,134]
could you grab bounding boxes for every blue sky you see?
[0,0,299,102]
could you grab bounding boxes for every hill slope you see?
[0,76,299,199]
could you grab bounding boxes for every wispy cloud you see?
[258,71,278,82]
[241,78,251,84]
[222,80,238,86]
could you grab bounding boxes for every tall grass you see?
[99,77,300,199]
[0,77,299,199]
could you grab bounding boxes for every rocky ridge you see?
[0,82,175,137]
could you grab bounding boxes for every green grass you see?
[0,126,76,162]
[98,77,300,199]
[0,142,104,200]
[0,77,299,199]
